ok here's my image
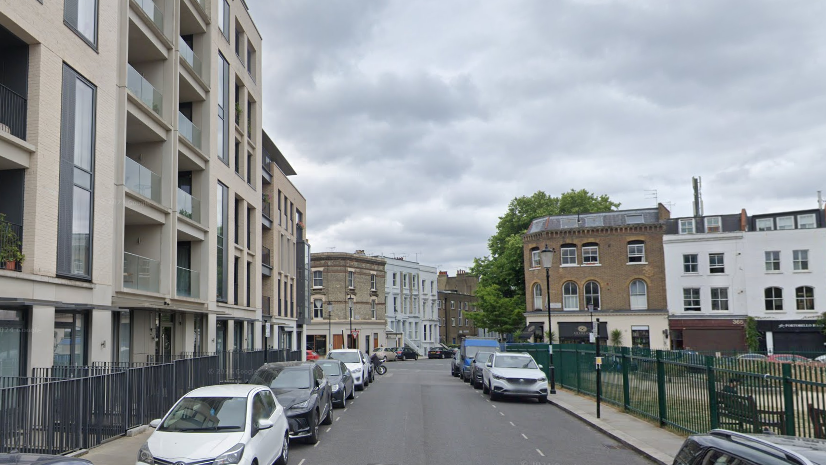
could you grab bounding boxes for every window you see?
[247,41,255,80]
[57,65,96,280]
[313,270,323,287]
[584,281,600,310]
[705,217,722,233]
[246,152,253,184]
[532,283,542,311]
[450,301,455,310]
[627,241,645,263]
[683,254,698,273]
[756,218,774,231]
[451,318,456,327]
[403,274,407,288]
[562,282,579,311]
[582,243,599,265]
[630,280,648,310]
[796,286,815,311]
[217,53,229,165]
[683,288,700,311]
[765,251,780,271]
[777,216,794,230]
[561,244,577,266]
[631,326,650,349]
[371,301,376,320]
[709,253,725,274]
[679,219,695,234]
[625,214,644,224]
[219,0,230,41]
[313,299,323,319]
[530,248,541,268]
[794,250,809,271]
[54,312,88,366]
[371,274,376,290]
[215,182,227,301]
[765,287,783,311]
[711,288,729,311]
[431,281,434,293]
[348,271,354,288]
[392,273,397,286]
[393,297,397,312]
[798,214,816,229]
[64,0,97,48]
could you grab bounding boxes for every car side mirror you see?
[316,378,322,387]
[485,362,492,368]
[538,364,543,369]
[149,419,161,428]
[257,419,274,430]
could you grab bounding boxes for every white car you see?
[482,352,549,403]
[328,349,369,391]
[138,384,290,465]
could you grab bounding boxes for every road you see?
[289,357,654,465]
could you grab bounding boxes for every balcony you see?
[176,266,200,299]
[179,36,203,79]
[125,157,161,203]
[262,246,272,277]
[0,218,23,272]
[178,112,201,150]
[263,296,271,316]
[177,188,201,224]
[127,64,163,117]
[261,196,272,230]
[123,252,160,293]
[133,0,164,33]
[0,84,27,141]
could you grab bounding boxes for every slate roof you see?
[526,208,662,234]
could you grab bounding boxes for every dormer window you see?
[756,218,774,231]
[679,219,695,234]
[705,217,722,233]
[777,216,794,230]
[798,214,816,229]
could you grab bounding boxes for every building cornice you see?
[523,223,666,241]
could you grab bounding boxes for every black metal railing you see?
[262,196,271,219]
[262,246,272,268]
[262,152,272,174]
[0,83,27,140]
[0,220,23,272]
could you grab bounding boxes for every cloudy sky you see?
[248,0,826,273]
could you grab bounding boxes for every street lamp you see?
[327,301,333,353]
[348,294,354,349]
[539,244,556,395]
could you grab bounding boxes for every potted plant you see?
[0,214,24,270]
[610,329,623,347]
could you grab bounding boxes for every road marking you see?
[314,441,320,448]
[298,459,305,465]
[343,408,348,412]
[355,396,359,399]
[491,405,497,408]
[336,416,340,422]
[509,421,515,427]
[537,449,545,457]
[521,433,528,440]
[499,412,505,416]
[326,427,332,433]
[486,399,490,402]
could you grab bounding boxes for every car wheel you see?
[538,396,548,404]
[356,380,364,391]
[347,386,355,399]
[306,410,319,444]
[322,399,333,425]
[463,373,470,383]
[275,433,289,465]
[490,389,500,401]
[338,392,346,408]
[482,380,489,394]
[473,378,482,390]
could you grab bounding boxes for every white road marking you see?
[355,396,359,399]
[521,433,528,440]
[499,412,505,416]
[509,421,516,427]
[326,427,332,433]
[335,416,340,422]
[537,449,545,457]
[298,459,306,465]
[314,441,320,448]
[486,399,490,402]
[491,405,497,409]
[343,408,348,412]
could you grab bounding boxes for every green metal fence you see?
[554,344,826,438]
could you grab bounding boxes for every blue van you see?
[459,338,500,382]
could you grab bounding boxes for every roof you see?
[186,384,262,397]
[262,130,297,176]
[526,207,664,234]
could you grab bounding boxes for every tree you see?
[745,317,761,352]
[469,189,619,337]
[610,329,623,347]
[464,285,524,339]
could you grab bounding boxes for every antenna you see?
[644,189,658,207]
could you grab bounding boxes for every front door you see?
[0,310,26,377]
[156,313,174,361]
[333,334,343,350]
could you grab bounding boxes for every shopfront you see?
[668,318,746,351]
[757,320,826,354]
[558,321,608,344]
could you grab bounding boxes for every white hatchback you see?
[328,349,369,391]
[138,384,290,465]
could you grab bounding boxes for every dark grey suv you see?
[674,429,826,465]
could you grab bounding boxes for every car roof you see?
[692,430,826,464]
[186,384,263,397]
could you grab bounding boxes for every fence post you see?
[575,345,582,393]
[621,346,630,412]
[656,350,667,427]
[706,355,718,429]
[782,363,796,436]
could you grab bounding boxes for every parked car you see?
[0,454,92,465]
[460,338,500,381]
[428,347,451,359]
[396,347,419,360]
[673,429,826,465]
[328,349,369,390]
[306,350,321,361]
[315,359,355,408]
[816,354,826,363]
[767,354,812,364]
[360,350,374,382]
[373,347,396,362]
[248,361,333,444]
[470,351,496,388]
[737,353,768,361]
[141,384,290,465]
[482,352,548,403]
[451,349,463,377]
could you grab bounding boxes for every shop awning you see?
[520,322,544,340]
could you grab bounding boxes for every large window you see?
[705,217,722,233]
[630,280,647,310]
[216,182,228,301]
[679,219,695,234]
[627,241,645,263]
[0,310,27,378]
[530,247,540,268]
[348,271,354,288]
[219,0,230,40]
[631,326,650,349]
[796,286,815,311]
[562,282,579,311]
[313,299,324,319]
[371,274,376,290]
[532,283,542,311]
[57,65,96,279]
[54,312,87,366]
[709,253,725,274]
[683,254,698,274]
[584,281,600,310]
[765,251,780,271]
[798,214,816,229]
[217,53,229,164]
[794,250,809,271]
[64,0,97,48]
[756,218,773,231]
[582,243,599,265]
[776,216,794,230]
[561,244,577,266]
[683,288,700,311]
[711,288,729,311]
[765,287,783,311]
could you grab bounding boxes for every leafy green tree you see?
[465,285,524,338]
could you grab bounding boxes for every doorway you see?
[0,309,26,377]
[54,311,87,367]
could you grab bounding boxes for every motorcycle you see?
[375,359,387,375]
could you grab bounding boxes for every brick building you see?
[522,205,671,349]
[306,251,386,354]
[438,270,486,345]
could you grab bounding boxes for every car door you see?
[314,365,330,417]
[246,390,276,465]
[341,361,353,393]
[483,354,494,385]
[261,390,285,464]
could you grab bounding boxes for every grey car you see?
[470,351,496,388]
[315,359,355,408]
[451,349,463,377]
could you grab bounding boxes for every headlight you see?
[492,373,506,380]
[137,443,154,465]
[537,377,547,383]
[353,367,362,374]
[213,443,245,465]
[331,384,340,392]
[290,399,310,410]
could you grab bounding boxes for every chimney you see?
[438,271,448,276]
[354,250,366,255]
[740,209,748,231]
[819,191,823,210]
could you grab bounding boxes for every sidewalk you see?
[550,388,685,465]
[80,428,152,465]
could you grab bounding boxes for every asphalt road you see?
[289,357,654,465]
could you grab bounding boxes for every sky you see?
[248,0,826,274]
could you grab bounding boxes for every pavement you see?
[80,358,676,465]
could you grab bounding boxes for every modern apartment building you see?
[437,270,481,345]
[383,257,439,353]
[522,206,671,349]
[307,251,386,354]
[0,0,284,376]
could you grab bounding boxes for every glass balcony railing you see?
[179,36,203,78]
[262,196,272,219]
[178,112,202,149]
[127,64,163,117]
[176,266,200,299]
[177,188,201,224]
[134,0,164,33]
[124,157,161,203]
[123,252,160,293]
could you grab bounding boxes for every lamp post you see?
[327,301,333,353]
[348,294,354,349]
[539,244,556,395]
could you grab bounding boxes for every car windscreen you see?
[270,368,311,389]
[159,396,247,432]
[317,361,341,376]
[466,346,495,359]
[494,356,537,369]
[329,352,362,363]
[474,352,494,362]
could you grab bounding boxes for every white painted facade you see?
[383,258,439,354]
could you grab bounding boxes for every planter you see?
[4,261,16,271]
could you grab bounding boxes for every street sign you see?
[265,323,271,338]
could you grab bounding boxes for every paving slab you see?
[80,429,152,465]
